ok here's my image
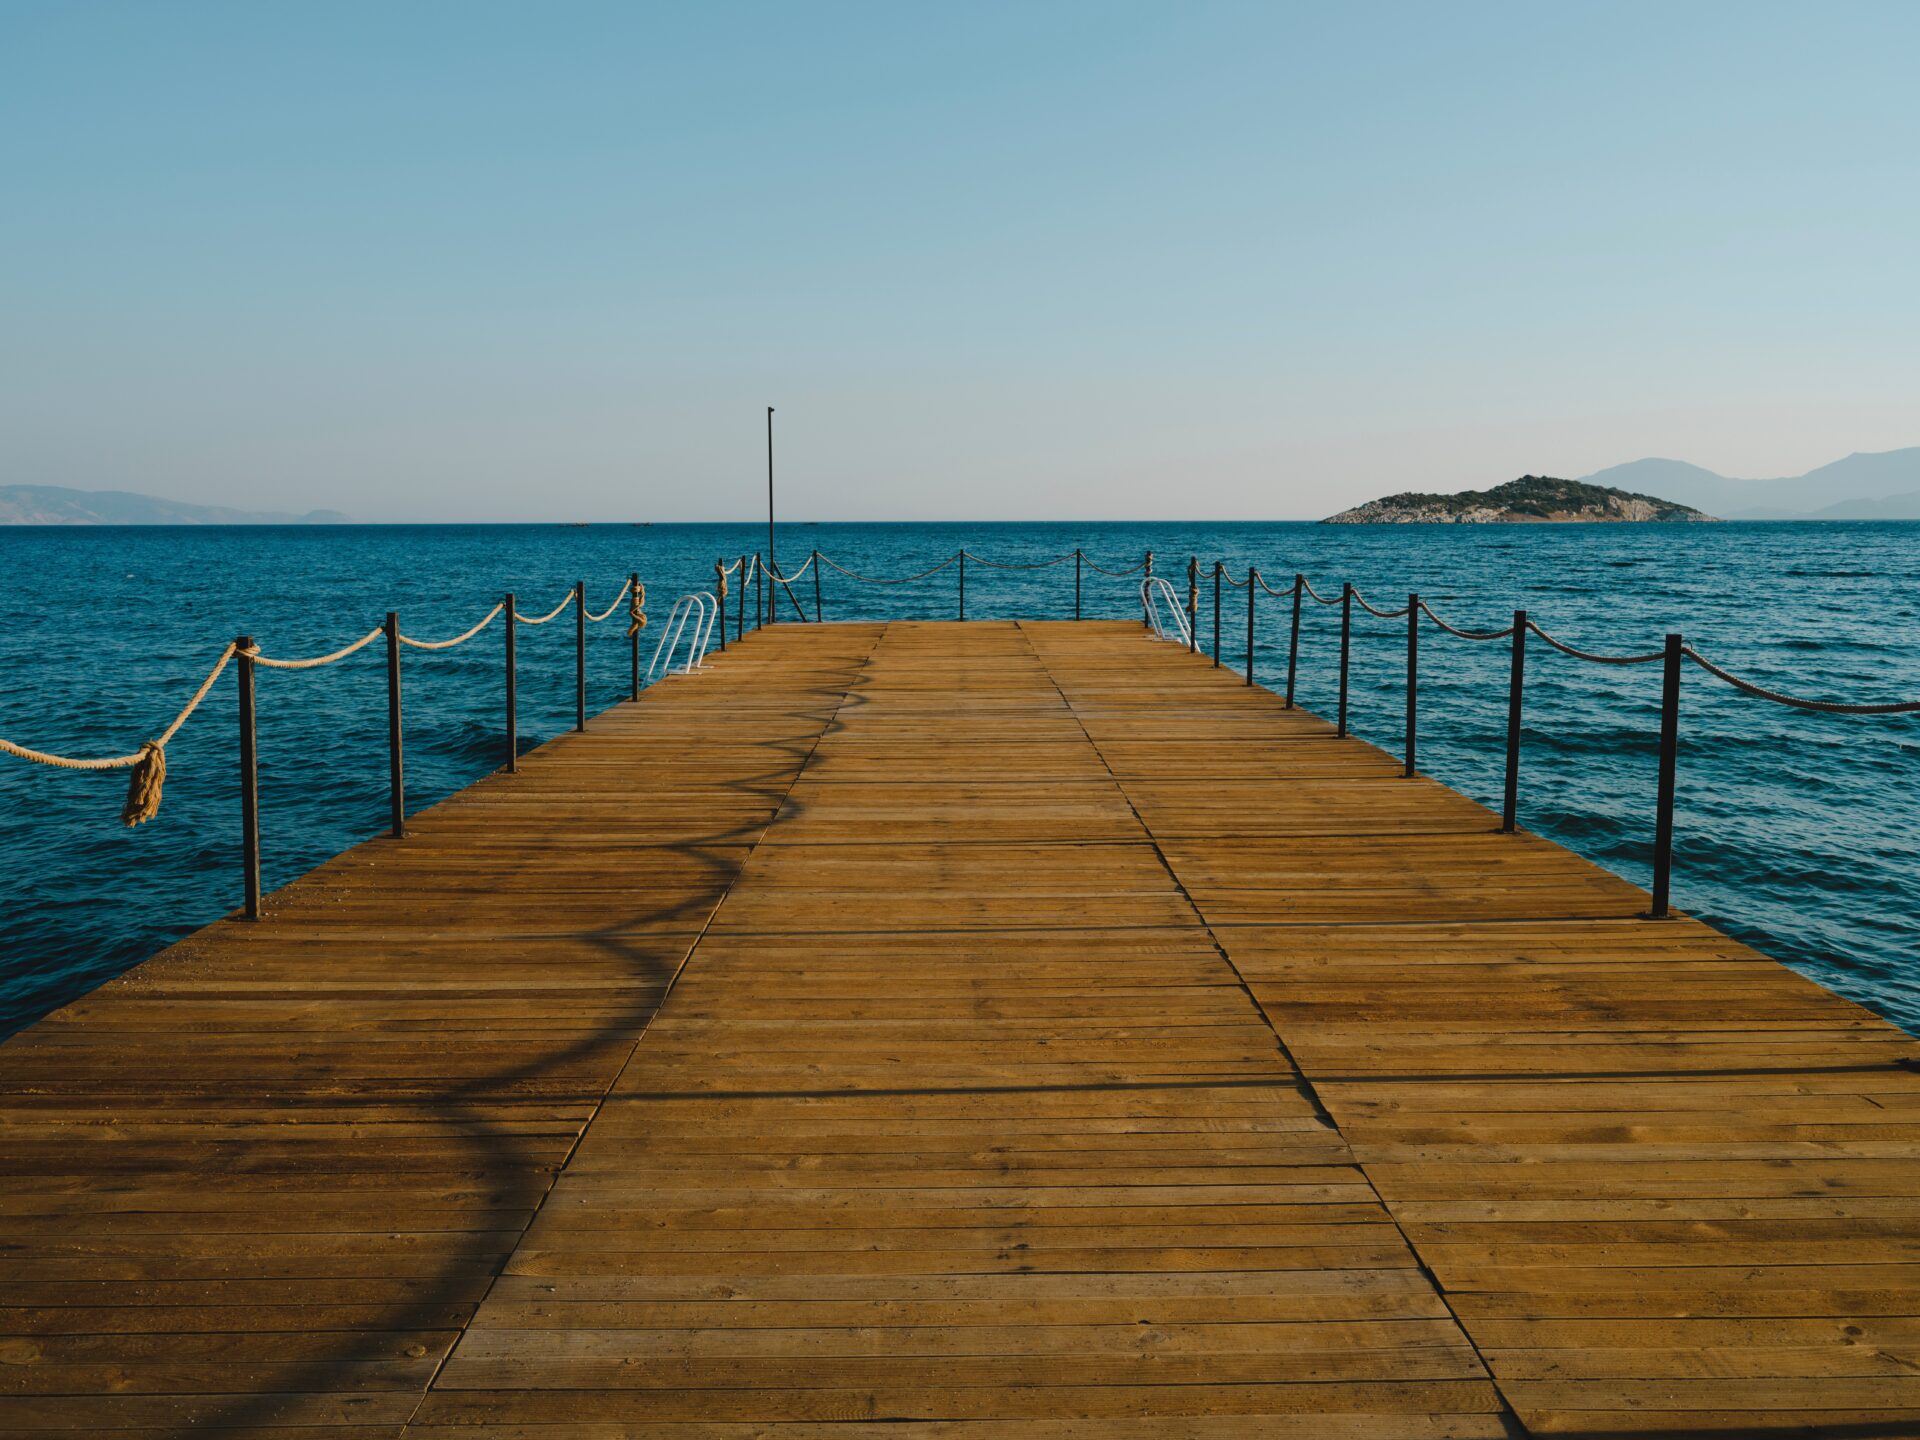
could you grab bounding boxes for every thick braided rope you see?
[1255,571,1294,598]
[1351,588,1410,619]
[513,589,576,626]
[585,578,631,623]
[1417,600,1514,641]
[0,643,237,772]
[772,554,815,583]
[249,627,384,669]
[399,605,505,651]
[819,552,959,585]
[1684,646,1920,714]
[961,550,1075,571]
[1300,577,1342,605]
[1079,554,1147,577]
[1523,618,1663,666]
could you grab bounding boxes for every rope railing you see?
[0,573,647,911]
[1169,554,1916,926]
[1525,617,1664,667]
[13,538,1913,936]
[583,578,632,623]
[818,552,961,585]
[248,627,386,670]
[960,549,1077,571]
[513,590,575,626]
[1683,645,1920,714]
[1350,588,1410,620]
[398,606,505,651]
[1416,599,1515,641]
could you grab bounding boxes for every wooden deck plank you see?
[4,617,1916,1433]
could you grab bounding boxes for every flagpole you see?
[765,406,776,625]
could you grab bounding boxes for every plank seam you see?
[399,625,887,1430]
[1018,620,1529,1437]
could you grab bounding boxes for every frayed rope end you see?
[121,742,166,827]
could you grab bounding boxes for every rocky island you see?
[1324,475,1716,524]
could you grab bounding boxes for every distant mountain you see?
[1325,475,1712,525]
[0,486,351,526]
[1806,489,1920,521]
[1577,448,1920,519]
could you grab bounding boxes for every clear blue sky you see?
[4,1,1916,520]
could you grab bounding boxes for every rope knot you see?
[716,563,728,600]
[121,741,166,827]
[627,581,648,637]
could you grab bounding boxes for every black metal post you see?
[1286,575,1302,709]
[1074,550,1082,619]
[1651,633,1683,919]
[959,550,966,620]
[1502,610,1527,833]
[629,572,640,700]
[1211,562,1221,667]
[813,549,822,621]
[1405,593,1418,778]
[385,611,404,838]
[1143,550,1153,628]
[235,635,259,920]
[737,555,746,640]
[714,564,727,652]
[504,593,517,772]
[766,406,777,620]
[1245,567,1255,685]
[755,556,764,630]
[574,581,587,731]
[1337,583,1353,738]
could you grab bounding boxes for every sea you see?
[2,520,1916,1038]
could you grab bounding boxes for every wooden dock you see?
[6,619,1920,1437]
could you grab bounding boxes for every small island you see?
[1324,475,1717,524]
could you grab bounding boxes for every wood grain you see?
[6,617,1913,1435]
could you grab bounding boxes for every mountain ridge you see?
[0,486,351,526]
[1574,447,1920,519]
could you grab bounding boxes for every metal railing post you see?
[504,593,517,772]
[1502,610,1527,833]
[1651,633,1683,918]
[959,550,966,620]
[235,635,260,920]
[813,549,822,621]
[574,580,587,732]
[1142,551,1153,628]
[385,611,404,838]
[1337,583,1353,738]
[1286,575,1302,708]
[629,572,641,700]
[1211,562,1221,667]
[737,555,747,639]
[1245,566,1256,685]
[755,555,764,630]
[714,564,727,652]
[1074,550,1082,619]
[1405,593,1418,778]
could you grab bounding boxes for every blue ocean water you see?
[2,520,1916,1038]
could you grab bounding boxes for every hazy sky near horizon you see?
[4,1,1918,522]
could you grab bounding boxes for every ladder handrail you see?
[1141,577,1192,645]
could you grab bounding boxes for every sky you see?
[3,0,1918,522]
